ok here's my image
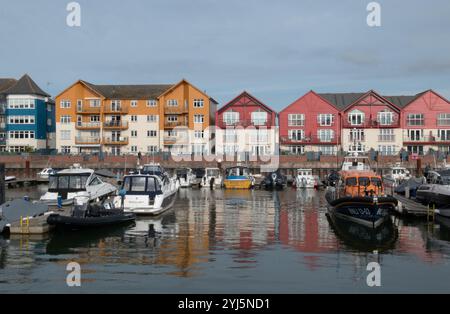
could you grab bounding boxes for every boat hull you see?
[47,213,136,229]
[224,179,252,189]
[122,190,177,215]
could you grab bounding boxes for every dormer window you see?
[223,110,239,125]
[251,109,268,126]
[348,110,365,126]
[377,110,394,125]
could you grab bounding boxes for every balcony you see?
[163,136,189,144]
[342,118,400,129]
[217,119,272,129]
[378,135,396,142]
[281,135,339,145]
[348,135,366,142]
[103,121,129,130]
[164,106,189,114]
[103,136,129,145]
[403,135,450,145]
[75,122,101,130]
[164,121,188,128]
[103,105,128,114]
[76,106,101,114]
[75,136,101,145]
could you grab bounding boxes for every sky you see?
[1,0,450,110]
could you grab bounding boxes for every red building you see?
[215,91,278,158]
[279,91,341,155]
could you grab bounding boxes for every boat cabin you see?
[120,175,164,195]
[340,171,383,197]
[48,170,98,193]
[226,166,251,178]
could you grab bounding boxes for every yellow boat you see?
[223,166,254,189]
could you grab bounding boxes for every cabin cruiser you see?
[223,166,254,189]
[40,164,117,207]
[325,155,397,228]
[294,169,316,188]
[415,170,450,208]
[199,168,223,188]
[176,168,196,188]
[37,168,56,180]
[114,168,179,215]
[4,176,15,182]
[261,171,287,190]
[383,165,411,186]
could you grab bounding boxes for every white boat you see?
[37,167,56,180]
[383,165,411,185]
[295,169,316,188]
[199,168,223,188]
[114,170,179,215]
[4,176,15,182]
[39,164,117,206]
[341,154,372,171]
[176,168,196,188]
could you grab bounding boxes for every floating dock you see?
[394,194,431,217]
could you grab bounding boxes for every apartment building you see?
[55,79,216,155]
[0,74,55,152]
[215,91,278,160]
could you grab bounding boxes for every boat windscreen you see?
[143,165,163,175]
[207,169,219,176]
[345,177,358,186]
[122,176,161,193]
[49,174,90,190]
[371,177,382,187]
[359,177,370,186]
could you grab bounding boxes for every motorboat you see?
[294,169,316,189]
[325,155,397,228]
[39,164,117,207]
[383,165,411,186]
[113,169,179,215]
[341,154,372,171]
[415,170,450,207]
[4,176,15,182]
[199,168,223,188]
[37,168,56,180]
[261,171,287,190]
[324,170,340,187]
[223,166,254,189]
[47,194,135,230]
[176,168,196,188]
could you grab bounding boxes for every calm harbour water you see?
[1,185,450,293]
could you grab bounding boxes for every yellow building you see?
[55,79,217,155]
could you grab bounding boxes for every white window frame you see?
[318,114,334,126]
[288,114,304,127]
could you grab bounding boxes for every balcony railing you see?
[378,135,396,142]
[103,136,129,145]
[164,121,188,128]
[403,135,450,144]
[281,136,338,145]
[75,122,101,129]
[76,106,101,114]
[163,136,189,144]
[164,106,189,114]
[75,136,101,145]
[103,121,129,129]
[217,119,272,129]
[103,105,128,114]
[342,118,400,128]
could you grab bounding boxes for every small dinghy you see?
[47,194,135,230]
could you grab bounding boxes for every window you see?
[318,129,334,142]
[147,145,158,153]
[223,111,239,125]
[379,129,395,142]
[288,129,304,141]
[194,130,204,139]
[193,99,204,108]
[348,110,364,125]
[60,115,71,124]
[378,145,397,156]
[89,99,100,107]
[60,130,71,140]
[147,115,157,122]
[131,115,137,122]
[318,114,334,126]
[194,115,204,124]
[349,129,365,142]
[288,145,305,155]
[407,114,424,126]
[251,110,268,126]
[288,114,304,126]
[167,99,178,107]
[8,115,35,124]
[407,145,424,155]
[90,115,100,122]
[61,146,71,154]
[318,146,337,156]
[8,98,35,109]
[131,130,137,137]
[60,100,71,109]
[224,129,237,143]
[167,116,178,122]
[131,100,138,107]
[377,110,394,125]
[147,100,157,107]
[437,113,450,126]
[131,146,138,153]
[438,129,450,141]
[8,131,35,139]
[147,130,157,137]
[348,143,365,153]
[77,100,83,108]
[408,129,423,141]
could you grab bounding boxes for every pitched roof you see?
[384,91,428,108]
[81,81,173,99]
[4,74,50,97]
[218,91,276,114]
[317,93,366,110]
[0,78,17,93]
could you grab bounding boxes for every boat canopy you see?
[142,164,165,176]
[206,168,220,177]
[49,173,91,190]
[121,175,162,195]
[226,167,250,177]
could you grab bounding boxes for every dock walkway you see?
[394,194,429,217]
